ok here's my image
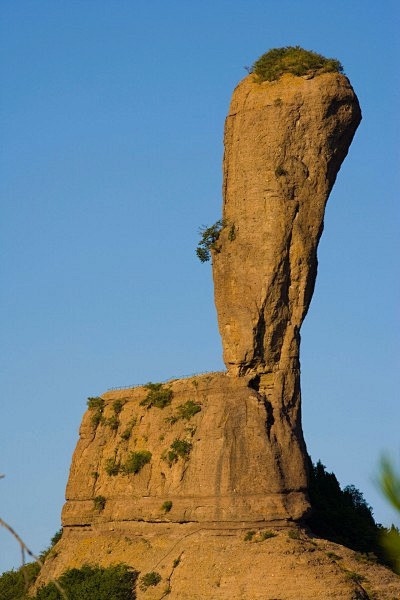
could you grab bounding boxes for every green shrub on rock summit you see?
[251,46,343,82]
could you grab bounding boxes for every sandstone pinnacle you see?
[213,71,361,379]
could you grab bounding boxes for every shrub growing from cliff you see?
[252,46,343,82]
[122,450,152,474]
[140,383,173,409]
[87,396,105,427]
[139,571,161,591]
[163,439,192,465]
[196,219,225,262]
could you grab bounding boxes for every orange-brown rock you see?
[36,522,400,599]
[213,72,361,378]
[62,373,308,527]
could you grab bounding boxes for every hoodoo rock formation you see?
[34,58,400,598]
[213,72,361,377]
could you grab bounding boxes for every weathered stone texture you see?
[62,373,308,527]
[213,72,361,377]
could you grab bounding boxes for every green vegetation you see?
[166,400,201,424]
[287,529,301,540]
[87,397,104,411]
[105,457,120,476]
[120,417,137,441]
[0,562,40,600]
[87,397,105,428]
[326,551,342,561]
[244,529,276,542]
[105,414,119,431]
[161,500,173,513]
[257,531,276,542]
[251,46,343,82]
[139,571,161,591]
[344,570,365,584]
[93,495,106,511]
[140,382,173,409]
[196,219,225,262]
[244,530,256,541]
[102,399,126,431]
[378,457,400,573]
[228,223,236,241]
[163,439,192,465]
[176,400,202,420]
[50,529,63,546]
[33,564,137,599]
[122,450,152,474]
[307,459,391,562]
[112,399,125,414]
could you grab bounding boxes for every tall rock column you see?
[213,72,361,504]
[213,72,361,378]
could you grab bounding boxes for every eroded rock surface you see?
[213,72,361,377]
[63,373,308,527]
[35,70,372,598]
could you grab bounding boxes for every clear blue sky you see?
[1,0,399,574]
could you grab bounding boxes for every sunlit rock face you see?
[36,69,366,599]
[211,71,360,519]
[213,72,361,378]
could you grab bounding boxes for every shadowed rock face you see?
[213,72,361,378]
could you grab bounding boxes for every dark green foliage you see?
[177,400,201,420]
[244,530,255,541]
[105,457,120,476]
[326,551,342,561]
[258,531,276,541]
[378,457,400,573]
[344,570,365,584]
[93,495,106,511]
[164,439,192,464]
[87,397,104,411]
[307,459,383,556]
[112,399,125,415]
[139,571,161,591]
[380,524,400,575]
[196,219,225,262]
[105,414,119,431]
[122,450,152,474]
[120,428,132,441]
[50,529,63,547]
[171,439,192,458]
[120,417,137,441]
[33,564,137,600]
[287,529,301,540]
[228,223,236,241]
[252,46,343,82]
[161,500,173,513]
[140,383,173,409]
[167,400,202,424]
[87,397,105,428]
[0,562,40,600]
